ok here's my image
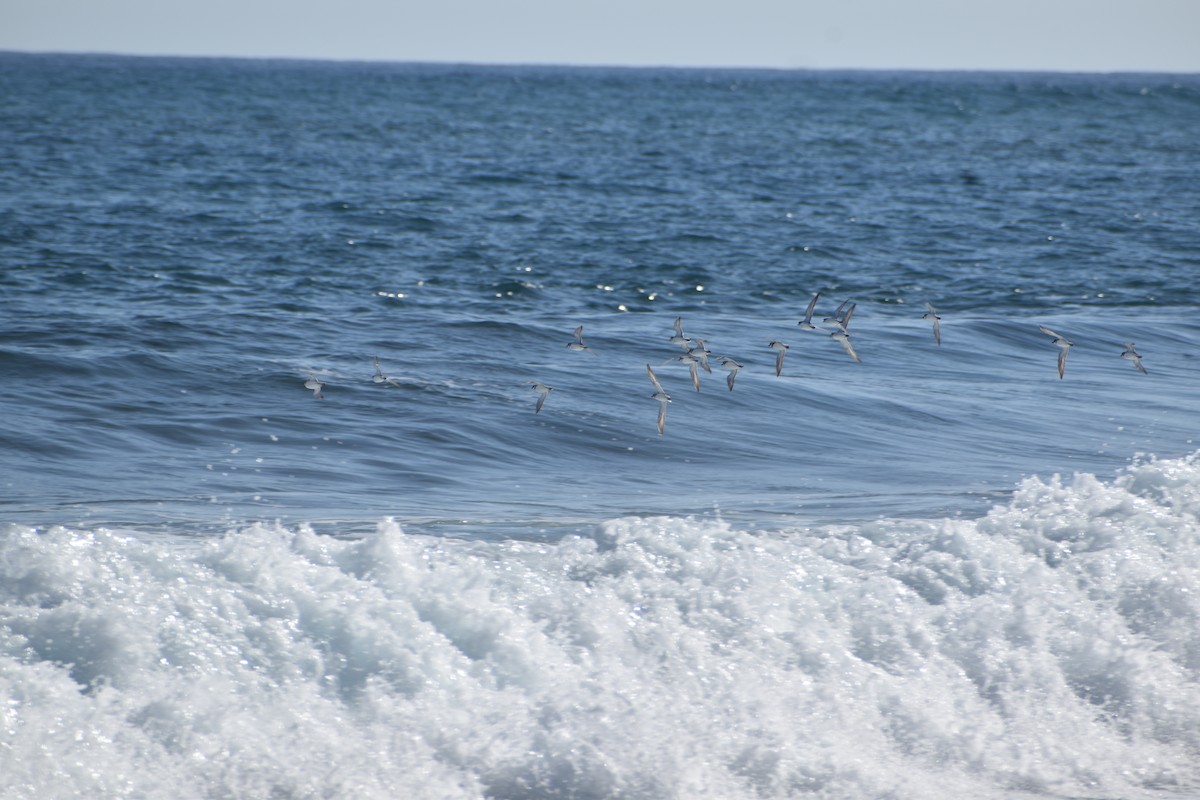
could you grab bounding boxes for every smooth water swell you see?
[3,57,1200,532]
[3,453,1199,799]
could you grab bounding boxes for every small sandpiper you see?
[1120,342,1147,374]
[526,381,553,413]
[304,374,326,399]
[567,325,595,354]
[717,356,744,391]
[1039,326,1074,380]
[922,303,941,346]
[646,364,672,436]
[373,355,402,386]
[767,339,789,377]
[798,292,821,330]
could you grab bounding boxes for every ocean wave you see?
[3,454,1199,799]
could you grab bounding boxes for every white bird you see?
[1039,325,1074,379]
[831,330,862,363]
[768,339,789,377]
[1120,342,1147,374]
[717,356,744,391]
[646,364,672,436]
[687,339,713,374]
[922,303,942,346]
[798,292,821,330]
[665,351,702,392]
[823,299,854,332]
[373,355,402,386]
[527,381,553,413]
[669,316,690,349]
[567,325,595,354]
[304,374,326,399]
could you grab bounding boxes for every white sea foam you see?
[3,454,1200,799]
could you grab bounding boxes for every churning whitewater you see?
[3,454,1200,799]
[3,55,1200,798]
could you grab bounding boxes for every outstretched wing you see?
[1039,325,1062,340]
[646,364,665,394]
[804,292,819,321]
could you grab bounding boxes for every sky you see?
[2,0,1199,73]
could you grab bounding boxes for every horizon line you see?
[3,48,1199,78]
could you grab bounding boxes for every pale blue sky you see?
[3,0,1199,72]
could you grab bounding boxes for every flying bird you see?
[373,355,402,386]
[768,339,789,377]
[665,352,703,392]
[687,339,713,374]
[670,316,691,349]
[527,381,553,413]
[567,325,595,353]
[1039,326,1074,379]
[646,364,672,436]
[304,375,326,399]
[1120,342,1147,374]
[717,356,744,391]
[831,330,862,363]
[922,303,942,346]
[798,293,821,330]
[823,299,855,332]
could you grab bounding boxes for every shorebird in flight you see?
[717,356,744,391]
[767,339,789,377]
[373,355,402,386]
[798,292,821,330]
[304,374,326,399]
[823,299,855,332]
[922,303,942,346]
[1039,326,1074,379]
[831,329,862,363]
[669,316,691,349]
[567,325,595,354]
[1120,342,1147,374]
[687,339,713,374]
[665,351,703,392]
[646,364,672,436]
[526,381,553,413]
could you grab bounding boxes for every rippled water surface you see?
[3,55,1199,535]
[2,53,1200,800]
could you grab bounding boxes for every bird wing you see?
[841,303,856,331]
[804,292,819,322]
[838,335,862,363]
[1039,325,1062,340]
[646,364,665,393]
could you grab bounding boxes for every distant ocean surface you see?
[2,52,1199,798]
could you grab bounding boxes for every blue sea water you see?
[2,52,1200,798]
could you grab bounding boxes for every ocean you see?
[1,52,1199,798]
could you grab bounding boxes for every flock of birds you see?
[301,292,1150,437]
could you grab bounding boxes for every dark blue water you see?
[3,53,1200,800]
[3,54,1198,536]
